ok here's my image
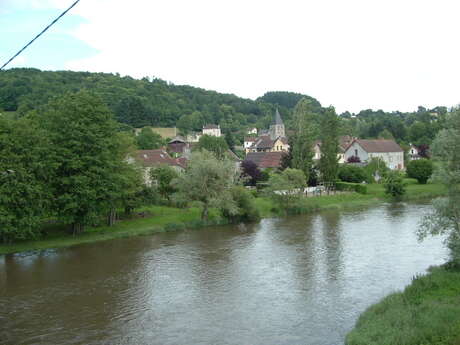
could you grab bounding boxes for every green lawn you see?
[346,264,460,345]
[0,183,447,255]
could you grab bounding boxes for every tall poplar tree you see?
[291,98,315,183]
[319,107,340,182]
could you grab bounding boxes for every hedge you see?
[335,182,367,194]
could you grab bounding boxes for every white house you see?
[202,124,221,137]
[344,139,404,170]
[409,144,421,160]
[247,127,258,135]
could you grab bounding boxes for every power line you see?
[0,0,81,71]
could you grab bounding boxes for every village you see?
[135,108,412,187]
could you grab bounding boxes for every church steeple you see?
[273,108,284,126]
[269,108,285,139]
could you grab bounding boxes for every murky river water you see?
[0,202,448,345]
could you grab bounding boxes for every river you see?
[0,202,448,345]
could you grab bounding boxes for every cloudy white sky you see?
[1,0,459,113]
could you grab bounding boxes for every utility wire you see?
[0,0,81,70]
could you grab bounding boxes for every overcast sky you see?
[1,0,459,113]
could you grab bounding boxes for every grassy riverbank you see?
[346,264,460,345]
[0,183,447,255]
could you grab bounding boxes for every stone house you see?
[344,139,404,170]
[135,149,186,185]
[202,124,222,137]
[313,136,354,163]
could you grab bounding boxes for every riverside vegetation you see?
[346,109,460,345]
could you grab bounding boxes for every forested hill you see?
[0,68,321,133]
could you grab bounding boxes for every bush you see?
[336,182,367,194]
[384,171,406,199]
[221,186,261,223]
[338,165,367,183]
[406,159,433,184]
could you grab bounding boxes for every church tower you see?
[269,108,285,140]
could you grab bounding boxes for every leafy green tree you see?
[291,98,315,182]
[195,135,229,159]
[364,157,389,183]
[406,159,433,184]
[150,165,179,201]
[338,165,367,183]
[319,107,340,182]
[224,131,236,150]
[383,171,406,200]
[418,109,460,263]
[265,168,307,209]
[39,91,129,234]
[0,117,54,243]
[221,186,261,223]
[136,127,164,149]
[173,150,239,220]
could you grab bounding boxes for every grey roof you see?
[272,108,284,125]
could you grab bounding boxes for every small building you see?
[247,127,258,135]
[135,149,187,185]
[244,137,257,150]
[202,124,221,137]
[244,151,286,170]
[409,144,421,161]
[168,136,190,157]
[344,139,404,170]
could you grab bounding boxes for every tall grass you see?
[346,265,460,345]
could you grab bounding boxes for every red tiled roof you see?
[245,152,286,169]
[253,135,275,149]
[244,137,257,142]
[354,139,403,153]
[136,149,187,169]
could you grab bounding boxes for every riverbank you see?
[346,263,460,345]
[0,183,446,255]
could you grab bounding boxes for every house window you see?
[355,149,358,156]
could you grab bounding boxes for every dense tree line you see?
[0,69,320,139]
[1,68,447,150]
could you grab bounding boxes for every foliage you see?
[338,165,367,183]
[406,158,433,184]
[241,159,262,186]
[290,98,315,182]
[224,131,236,150]
[173,150,240,220]
[363,157,389,183]
[347,155,361,163]
[335,182,367,194]
[0,117,54,243]
[136,127,165,149]
[150,165,179,201]
[221,186,261,223]
[383,171,406,199]
[39,91,136,234]
[346,265,460,345]
[319,107,340,182]
[195,135,229,159]
[418,109,460,264]
[265,168,307,208]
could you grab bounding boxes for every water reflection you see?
[0,203,448,345]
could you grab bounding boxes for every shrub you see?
[384,171,406,199]
[338,165,367,183]
[406,159,433,184]
[335,182,367,194]
[347,155,361,163]
[221,186,261,223]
